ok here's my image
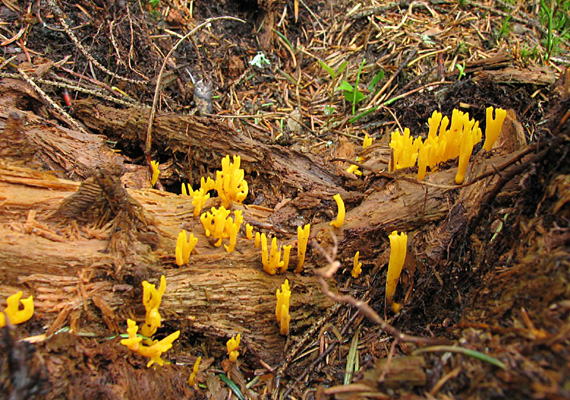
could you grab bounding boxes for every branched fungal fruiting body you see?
[0,292,34,327]
[296,224,310,273]
[276,280,291,335]
[386,231,408,312]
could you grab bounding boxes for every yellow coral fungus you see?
[261,234,286,275]
[188,356,201,386]
[330,194,345,228]
[150,160,160,186]
[455,117,481,184]
[254,231,261,248]
[246,223,254,240]
[276,280,291,335]
[181,183,191,196]
[281,245,292,274]
[226,334,241,362]
[140,275,166,339]
[121,319,180,367]
[192,188,210,217]
[295,223,310,273]
[389,128,421,172]
[386,231,408,313]
[200,176,216,193]
[482,106,507,151]
[215,155,248,208]
[352,251,362,278]
[0,292,34,327]
[200,206,231,247]
[346,134,373,176]
[176,230,197,266]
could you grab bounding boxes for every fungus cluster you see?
[389,107,507,184]
[215,155,248,208]
[121,275,180,367]
[0,291,34,327]
[200,206,243,253]
[260,233,292,275]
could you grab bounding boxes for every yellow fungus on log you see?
[150,160,160,186]
[215,155,248,208]
[141,275,166,339]
[121,319,180,368]
[276,280,291,335]
[246,223,254,240]
[330,194,345,228]
[295,224,310,273]
[482,106,507,151]
[175,230,197,266]
[0,292,34,327]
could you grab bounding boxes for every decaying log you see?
[0,162,335,365]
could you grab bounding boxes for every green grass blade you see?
[219,374,245,400]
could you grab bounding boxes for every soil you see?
[1,0,569,399]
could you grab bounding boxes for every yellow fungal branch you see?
[188,356,202,386]
[150,160,160,186]
[386,231,408,313]
[295,223,310,273]
[276,279,291,335]
[140,275,166,339]
[282,245,292,274]
[346,133,373,176]
[200,176,216,193]
[352,251,362,278]
[389,128,421,172]
[261,234,287,274]
[0,292,34,327]
[215,155,249,208]
[192,188,210,217]
[330,194,345,228]
[227,333,241,362]
[482,106,507,151]
[254,231,261,248]
[455,117,481,184]
[121,319,180,367]
[246,223,254,240]
[223,210,243,253]
[181,183,191,196]
[175,230,198,266]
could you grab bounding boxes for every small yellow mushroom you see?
[0,292,34,327]
[295,224,310,273]
[181,183,191,196]
[175,230,197,266]
[386,231,408,313]
[276,280,291,335]
[330,194,345,228]
[482,106,507,151]
[150,160,160,186]
[254,231,261,248]
[227,333,241,362]
[351,251,362,278]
